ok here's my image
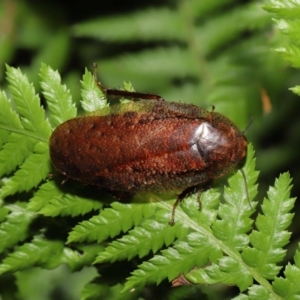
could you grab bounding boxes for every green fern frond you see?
[5,66,51,137]
[264,0,300,19]
[123,232,223,292]
[81,280,104,300]
[68,202,157,244]
[272,246,300,298]
[27,180,63,212]
[39,63,77,127]
[0,63,298,298]
[265,0,300,96]
[0,133,35,177]
[0,236,64,274]
[0,66,52,197]
[0,206,34,254]
[233,285,271,300]
[180,188,220,229]
[81,278,133,300]
[73,4,269,46]
[0,87,42,177]
[62,244,104,272]
[0,90,24,147]
[72,8,187,42]
[187,172,294,298]
[276,44,300,68]
[193,3,269,55]
[94,220,188,263]
[1,142,50,197]
[212,145,259,251]
[80,68,107,112]
[242,173,295,279]
[38,194,103,217]
[192,257,254,292]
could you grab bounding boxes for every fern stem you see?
[0,124,48,143]
[156,200,281,298]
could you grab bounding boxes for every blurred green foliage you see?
[0,0,300,299]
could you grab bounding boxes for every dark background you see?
[0,0,299,299]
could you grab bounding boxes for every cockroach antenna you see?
[243,117,254,134]
[241,116,254,209]
[240,168,252,210]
